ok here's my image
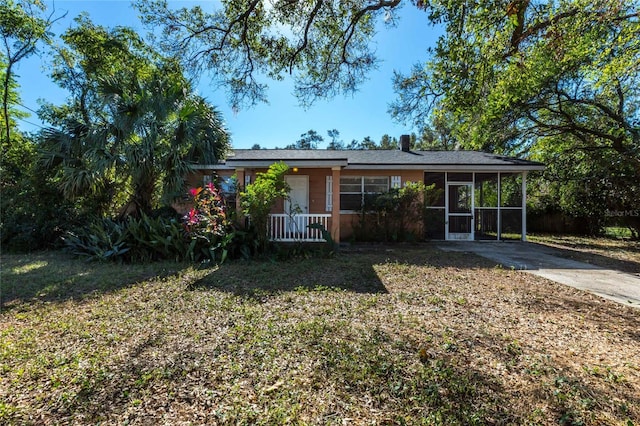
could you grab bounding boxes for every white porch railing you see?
[269,214,331,242]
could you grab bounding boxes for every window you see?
[219,176,237,195]
[218,176,238,210]
[340,176,389,211]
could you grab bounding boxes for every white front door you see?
[284,175,309,237]
[446,183,474,241]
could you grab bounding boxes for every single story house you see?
[187,137,544,243]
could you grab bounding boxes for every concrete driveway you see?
[438,241,640,309]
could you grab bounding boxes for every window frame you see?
[339,176,390,212]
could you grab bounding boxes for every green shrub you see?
[239,162,289,252]
[354,182,426,242]
[121,214,189,262]
[63,219,130,261]
[1,177,81,252]
[224,229,258,260]
[63,183,235,263]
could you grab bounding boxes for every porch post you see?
[521,171,527,241]
[331,166,341,243]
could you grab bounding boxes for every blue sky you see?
[16,1,441,149]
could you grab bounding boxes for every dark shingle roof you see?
[221,149,544,169]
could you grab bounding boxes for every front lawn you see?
[1,248,638,425]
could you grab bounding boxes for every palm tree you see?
[41,60,229,217]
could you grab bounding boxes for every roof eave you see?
[345,164,545,171]
[192,164,234,170]
[225,159,348,168]
[193,163,545,171]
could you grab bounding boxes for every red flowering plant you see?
[183,182,231,261]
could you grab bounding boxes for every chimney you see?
[400,134,410,152]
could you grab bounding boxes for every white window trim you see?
[339,176,390,213]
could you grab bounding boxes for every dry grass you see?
[1,247,639,425]
[529,234,640,275]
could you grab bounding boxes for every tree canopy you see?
[134,0,638,150]
[40,18,230,217]
[0,0,62,141]
[286,129,324,149]
[390,0,639,158]
[134,0,410,110]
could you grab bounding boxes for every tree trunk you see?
[2,61,13,144]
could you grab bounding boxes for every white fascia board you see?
[344,164,545,171]
[226,160,348,168]
[192,164,235,170]
[194,162,545,172]
[426,164,546,172]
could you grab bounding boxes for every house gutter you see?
[344,164,545,171]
